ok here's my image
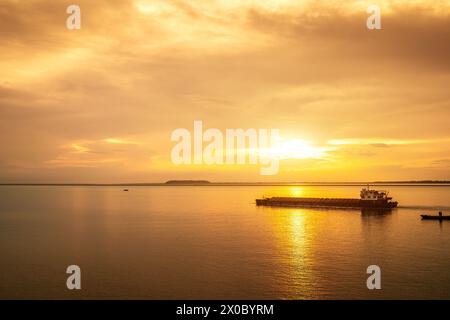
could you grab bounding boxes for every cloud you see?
[0,0,449,182]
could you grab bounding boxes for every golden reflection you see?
[288,211,309,251]
[288,187,305,197]
[267,208,318,298]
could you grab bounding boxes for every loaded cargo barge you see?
[256,188,398,209]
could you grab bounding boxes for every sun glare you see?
[134,0,174,14]
[267,139,332,160]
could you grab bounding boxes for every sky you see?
[0,0,449,183]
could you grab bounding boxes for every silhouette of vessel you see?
[421,212,450,220]
[256,187,398,209]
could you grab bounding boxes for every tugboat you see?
[256,187,398,209]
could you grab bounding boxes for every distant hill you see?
[165,180,211,185]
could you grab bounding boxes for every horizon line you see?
[1,180,450,186]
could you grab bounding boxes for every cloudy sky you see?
[0,0,449,183]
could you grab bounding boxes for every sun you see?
[265,139,332,160]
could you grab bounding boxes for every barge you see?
[256,188,398,209]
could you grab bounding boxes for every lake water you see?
[0,185,449,299]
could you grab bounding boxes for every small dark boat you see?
[123,189,129,192]
[421,214,450,221]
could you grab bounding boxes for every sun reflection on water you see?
[266,207,321,298]
[287,187,305,197]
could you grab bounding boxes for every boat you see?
[421,214,450,220]
[256,187,398,209]
[123,189,129,192]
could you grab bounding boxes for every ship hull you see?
[256,197,398,209]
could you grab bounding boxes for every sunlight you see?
[288,187,305,197]
[267,139,332,160]
[71,143,89,153]
[104,138,138,145]
[134,0,174,14]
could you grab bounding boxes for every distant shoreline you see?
[1,181,449,187]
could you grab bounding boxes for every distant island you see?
[165,180,211,185]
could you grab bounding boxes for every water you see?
[0,185,449,299]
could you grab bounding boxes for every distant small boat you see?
[421,214,450,220]
[123,189,129,192]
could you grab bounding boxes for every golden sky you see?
[0,0,449,182]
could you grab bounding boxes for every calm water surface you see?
[0,185,449,299]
